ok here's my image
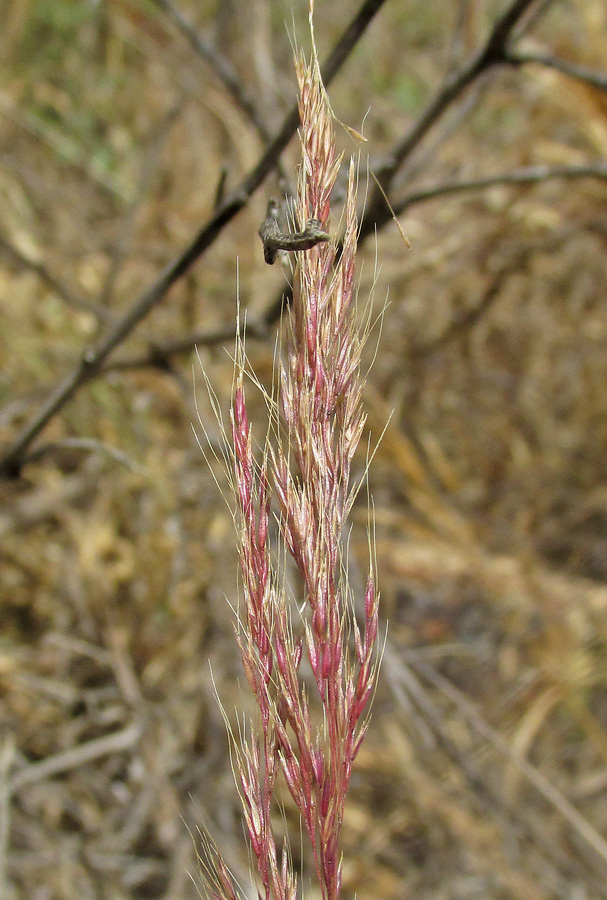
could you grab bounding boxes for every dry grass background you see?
[2,1,607,898]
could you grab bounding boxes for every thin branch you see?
[442,0,470,77]
[0,93,131,203]
[0,737,15,900]
[0,231,112,323]
[365,0,538,222]
[22,438,146,473]
[506,48,607,91]
[150,0,273,143]
[100,162,607,373]
[97,104,182,307]
[406,650,607,872]
[104,319,269,373]
[389,77,492,198]
[0,0,388,480]
[213,166,229,211]
[411,246,534,360]
[149,0,292,190]
[515,0,558,37]
[8,722,142,793]
[384,649,605,894]
[410,219,607,357]
[263,159,607,328]
[391,161,607,218]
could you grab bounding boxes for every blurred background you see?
[2,1,607,898]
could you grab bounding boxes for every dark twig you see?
[505,48,607,92]
[0,0,388,479]
[212,167,229,211]
[263,159,607,327]
[98,163,607,374]
[390,161,607,219]
[103,319,269,373]
[366,0,538,221]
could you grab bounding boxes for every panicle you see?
[206,10,381,900]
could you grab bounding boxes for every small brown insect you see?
[259,199,330,265]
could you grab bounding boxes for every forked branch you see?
[0,0,388,480]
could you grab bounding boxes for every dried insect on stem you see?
[259,199,329,264]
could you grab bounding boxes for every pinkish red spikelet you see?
[208,13,380,900]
